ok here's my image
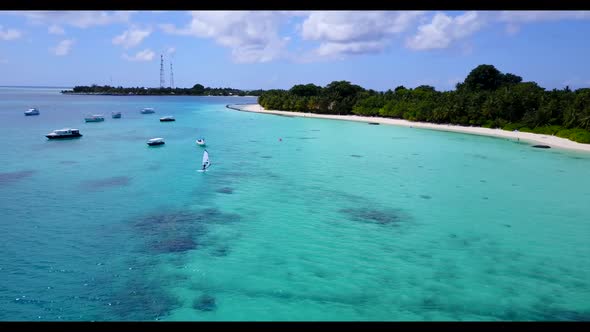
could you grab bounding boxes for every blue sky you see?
[1,10,590,91]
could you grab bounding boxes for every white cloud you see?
[498,11,590,23]
[278,11,310,17]
[50,39,74,56]
[0,25,22,40]
[304,11,590,55]
[498,11,590,37]
[301,11,425,56]
[113,26,152,48]
[302,11,423,42]
[160,11,290,63]
[48,25,65,35]
[123,49,155,62]
[155,10,590,61]
[19,11,132,28]
[316,41,387,57]
[166,47,176,55]
[159,24,176,34]
[406,11,484,50]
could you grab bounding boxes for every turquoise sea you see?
[1,87,589,321]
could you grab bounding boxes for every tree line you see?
[258,65,590,144]
[62,84,264,97]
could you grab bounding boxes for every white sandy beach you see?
[228,103,590,153]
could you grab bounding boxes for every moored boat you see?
[25,108,40,116]
[147,137,165,146]
[160,116,175,122]
[141,108,155,114]
[46,128,82,139]
[112,112,122,119]
[85,114,105,122]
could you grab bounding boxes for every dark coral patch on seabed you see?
[132,208,241,254]
[340,207,408,225]
[210,246,230,257]
[216,187,234,194]
[80,176,131,191]
[109,276,181,320]
[150,234,197,253]
[193,294,216,312]
[0,170,36,185]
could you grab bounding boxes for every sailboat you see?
[198,150,211,172]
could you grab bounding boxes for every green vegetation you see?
[61,84,263,96]
[258,64,590,144]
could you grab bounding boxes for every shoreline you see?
[227,103,590,153]
[62,92,257,97]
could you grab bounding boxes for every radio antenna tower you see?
[159,54,165,88]
[170,61,174,89]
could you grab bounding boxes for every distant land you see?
[256,64,590,144]
[61,84,265,97]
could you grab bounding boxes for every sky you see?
[1,10,590,91]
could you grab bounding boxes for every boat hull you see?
[147,142,165,146]
[25,113,39,116]
[160,119,175,122]
[46,134,82,139]
[85,119,105,122]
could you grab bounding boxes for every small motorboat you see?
[160,116,175,122]
[25,108,40,116]
[140,108,155,114]
[85,114,105,122]
[46,128,82,139]
[147,138,165,146]
[112,112,122,119]
[196,138,206,146]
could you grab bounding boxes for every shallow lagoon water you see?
[0,87,589,321]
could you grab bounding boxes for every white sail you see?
[202,150,210,168]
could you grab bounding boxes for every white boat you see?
[200,150,211,171]
[25,108,40,116]
[196,138,206,146]
[112,112,122,119]
[147,137,165,146]
[160,116,175,122]
[85,114,105,122]
[141,108,155,114]
[46,128,82,139]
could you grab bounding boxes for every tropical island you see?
[253,65,590,144]
[62,64,590,146]
[61,84,265,97]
